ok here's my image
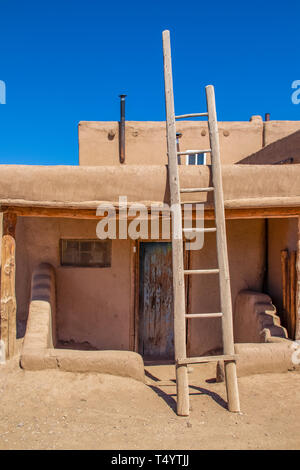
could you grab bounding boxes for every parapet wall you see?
[79,118,264,165]
[79,119,300,166]
[240,128,300,165]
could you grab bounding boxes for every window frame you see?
[184,150,207,166]
[59,238,112,268]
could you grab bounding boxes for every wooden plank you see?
[163,29,189,417]
[138,242,174,359]
[206,85,240,413]
[296,217,300,340]
[177,354,236,365]
[0,212,17,359]
[2,205,300,221]
[205,208,300,219]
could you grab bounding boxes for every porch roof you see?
[0,164,299,212]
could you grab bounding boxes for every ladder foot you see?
[176,364,190,416]
[224,360,240,413]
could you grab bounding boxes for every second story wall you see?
[78,117,265,166]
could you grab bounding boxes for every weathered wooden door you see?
[138,242,174,360]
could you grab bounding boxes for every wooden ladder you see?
[162,30,240,416]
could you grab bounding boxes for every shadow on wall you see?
[238,130,300,165]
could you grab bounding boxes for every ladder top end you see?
[162,29,170,37]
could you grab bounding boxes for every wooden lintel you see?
[1,205,300,220]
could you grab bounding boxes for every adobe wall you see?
[79,119,300,166]
[15,217,265,356]
[79,118,264,165]
[239,126,300,165]
[267,218,298,313]
[15,217,133,350]
[189,219,265,355]
[264,121,300,146]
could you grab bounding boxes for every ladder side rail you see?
[162,29,189,417]
[205,85,240,413]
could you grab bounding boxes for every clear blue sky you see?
[0,0,299,165]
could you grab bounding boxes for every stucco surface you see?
[16,217,268,357]
[0,164,300,209]
[267,218,298,314]
[240,129,300,165]
[189,219,265,356]
[20,261,145,382]
[16,217,132,351]
[216,342,298,380]
[78,119,264,166]
[264,121,300,146]
[234,290,287,343]
[234,342,297,377]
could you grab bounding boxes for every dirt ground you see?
[0,351,299,450]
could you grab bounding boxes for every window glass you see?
[185,152,206,165]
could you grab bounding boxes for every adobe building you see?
[0,113,299,378]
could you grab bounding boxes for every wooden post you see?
[206,85,240,413]
[0,212,17,359]
[184,247,192,358]
[134,241,140,353]
[289,251,296,339]
[129,240,136,351]
[281,249,289,328]
[296,217,300,340]
[162,30,189,416]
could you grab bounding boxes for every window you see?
[60,239,112,267]
[185,151,206,165]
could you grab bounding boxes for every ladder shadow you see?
[188,385,228,410]
[145,370,177,412]
[147,379,228,414]
[149,385,177,413]
[145,369,172,382]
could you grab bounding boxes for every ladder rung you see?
[180,200,213,205]
[183,227,216,233]
[177,354,237,365]
[175,112,208,119]
[185,312,223,318]
[180,187,214,193]
[184,269,219,275]
[177,149,211,155]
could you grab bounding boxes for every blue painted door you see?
[139,242,174,360]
